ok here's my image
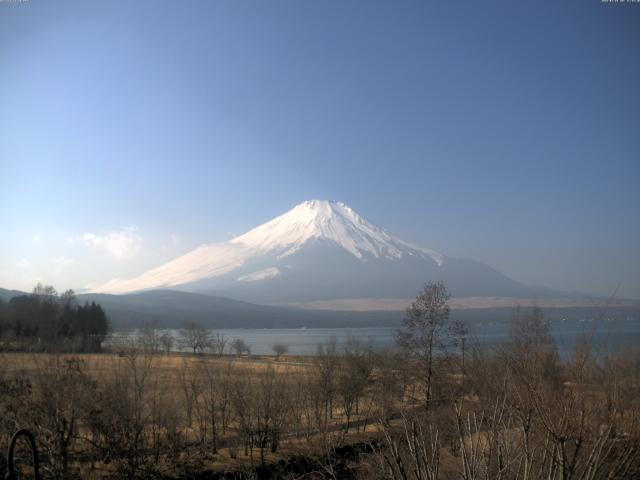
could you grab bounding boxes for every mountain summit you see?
[230,200,443,264]
[91,200,549,302]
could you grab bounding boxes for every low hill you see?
[3,287,636,329]
[77,289,638,329]
[0,287,25,302]
[77,290,404,328]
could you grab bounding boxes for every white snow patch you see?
[238,267,281,282]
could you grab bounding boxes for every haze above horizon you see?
[1,0,638,298]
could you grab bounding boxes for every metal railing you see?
[4,429,39,480]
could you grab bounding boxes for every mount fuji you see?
[90,200,558,304]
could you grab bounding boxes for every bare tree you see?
[84,346,158,478]
[138,324,160,353]
[178,359,200,428]
[396,281,464,409]
[231,338,251,357]
[30,355,95,479]
[337,337,372,435]
[271,343,288,360]
[195,356,235,453]
[207,332,227,356]
[314,338,338,427]
[158,332,174,354]
[254,367,289,463]
[377,410,441,480]
[179,321,211,354]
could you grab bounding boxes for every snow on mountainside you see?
[89,200,559,303]
[90,200,444,295]
[229,200,443,264]
[238,267,281,282]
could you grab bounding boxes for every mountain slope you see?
[90,200,557,302]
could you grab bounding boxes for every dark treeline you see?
[0,284,109,352]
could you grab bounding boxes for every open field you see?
[0,351,314,377]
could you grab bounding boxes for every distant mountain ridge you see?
[75,290,640,329]
[2,287,636,329]
[76,290,404,328]
[89,200,571,303]
[0,288,24,302]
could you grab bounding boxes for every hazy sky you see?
[1,0,639,298]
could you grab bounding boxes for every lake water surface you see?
[112,318,640,356]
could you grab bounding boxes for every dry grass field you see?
[0,348,391,478]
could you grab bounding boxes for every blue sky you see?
[1,0,639,298]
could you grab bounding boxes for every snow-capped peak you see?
[230,200,442,263]
[89,200,443,294]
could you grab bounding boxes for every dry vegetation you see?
[0,343,388,479]
[1,283,639,479]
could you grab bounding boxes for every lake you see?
[111,318,640,356]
